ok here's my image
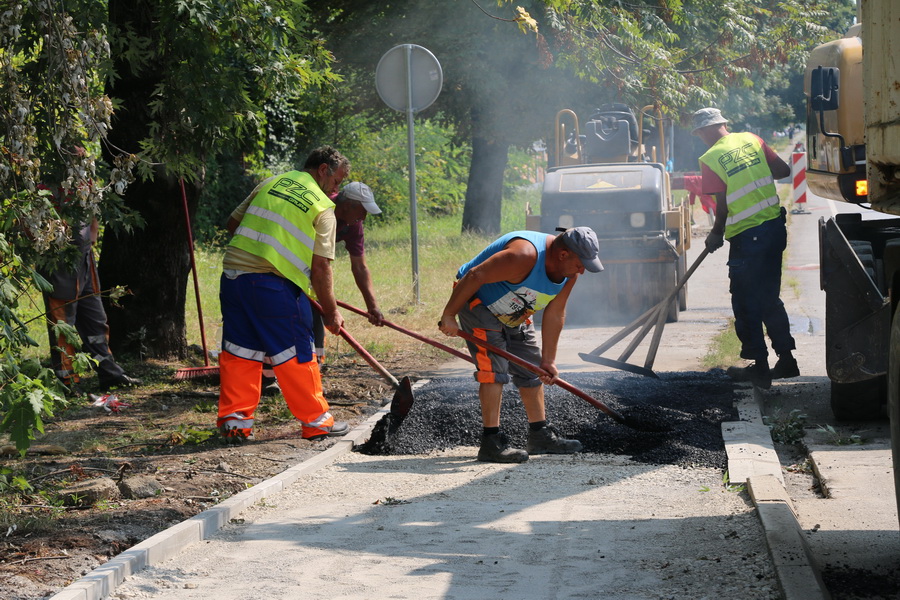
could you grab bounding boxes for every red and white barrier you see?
[791,152,809,214]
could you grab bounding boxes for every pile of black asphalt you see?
[358,369,737,469]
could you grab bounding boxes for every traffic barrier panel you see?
[791,152,809,214]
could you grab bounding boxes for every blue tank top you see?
[457,231,566,327]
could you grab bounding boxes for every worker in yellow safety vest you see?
[693,108,800,390]
[217,146,351,443]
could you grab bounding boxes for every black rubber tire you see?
[666,262,679,323]
[830,377,886,421]
[887,302,900,529]
[666,289,679,323]
[676,253,688,312]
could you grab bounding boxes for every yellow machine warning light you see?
[856,179,868,197]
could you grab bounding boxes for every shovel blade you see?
[389,376,415,420]
[579,353,659,379]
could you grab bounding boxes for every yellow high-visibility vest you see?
[699,132,780,238]
[229,170,334,298]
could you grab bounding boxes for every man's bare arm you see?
[349,254,382,325]
[438,239,539,336]
[311,254,343,334]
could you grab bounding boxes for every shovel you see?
[451,330,632,426]
[310,300,414,419]
[337,299,627,423]
[338,301,663,431]
[581,249,709,378]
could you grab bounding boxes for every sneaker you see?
[302,421,350,440]
[771,355,800,380]
[726,362,772,390]
[526,424,583,455]
[477,433,529,463]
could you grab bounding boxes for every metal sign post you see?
[375,44,442,303]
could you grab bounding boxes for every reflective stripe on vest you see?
[699,132,781,238]
[229,171,333,297]
[725,179,778,226]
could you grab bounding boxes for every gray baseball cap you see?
[691,107,729,135]
[339,181,381,215]
[559,227,604,273]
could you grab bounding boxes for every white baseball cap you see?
[339,182,381,215]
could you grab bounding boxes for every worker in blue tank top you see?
[439,227,604,463]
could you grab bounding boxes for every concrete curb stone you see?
[722,385,832,600]
[46,405,391,600]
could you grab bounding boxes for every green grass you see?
[701,318,741,370]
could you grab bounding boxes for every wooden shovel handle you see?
[453,330,626,424]
[336,300,473,363]
[310,300,400,389]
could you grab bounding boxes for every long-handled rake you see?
[579,248,709,378]
[335,300,668,430]
[175,178,219,381]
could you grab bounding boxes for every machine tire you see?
[830,377,885,421]
[676,253,688,312]
[665,261,679,323]
[888,302,900,528]
[850,241,877,283]
[665,290,680,323]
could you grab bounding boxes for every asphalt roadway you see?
[51,181,898,600]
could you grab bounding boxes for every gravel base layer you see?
[108,449,779,600]
[359,369,736,469]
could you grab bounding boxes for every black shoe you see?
[303,421,350,441]
[526,425,583,455]
[771,356,800,380]
[66,383,86,398]
[99,374,143,389]
[261,377,281,397]
[726,362,772,390]
[477,433,529,463]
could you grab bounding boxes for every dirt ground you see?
[0,348,438,600]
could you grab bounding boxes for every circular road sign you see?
[375,44,442,112]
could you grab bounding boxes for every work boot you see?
[771,355,800,380]
[477,433,528,463]
[726,361,772,390]
[526,424,583,455]
[302,421,350,441]
[261,375,281,397]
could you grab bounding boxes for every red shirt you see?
[336,218,364,257]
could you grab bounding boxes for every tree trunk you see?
[100,0,195,359]
[99,176,195,359]
[461,130,509,236]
